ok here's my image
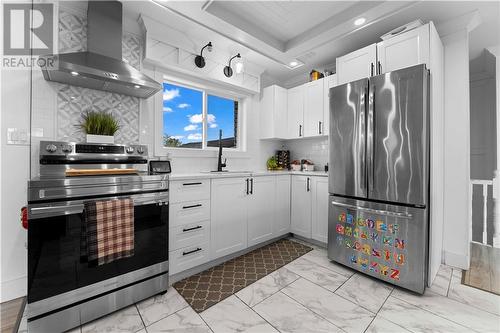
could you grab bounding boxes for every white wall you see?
[442,29,472,269]
[0,69,31,302]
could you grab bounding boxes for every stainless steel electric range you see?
[27,141,170,332]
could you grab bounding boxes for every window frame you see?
[155,74,248,158]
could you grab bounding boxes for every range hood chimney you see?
[39,1,161,99]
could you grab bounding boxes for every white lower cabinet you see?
[311,177,329,243]
[291,176,312,238]
[274,175,291,235]
[248,176,276,247]
[291,175,329,243]
[210,177,248,260]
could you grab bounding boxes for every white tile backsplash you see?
[283,137,329,171]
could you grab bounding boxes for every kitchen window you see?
[161,81,240,150]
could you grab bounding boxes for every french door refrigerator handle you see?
[359,85,367,195]
[367,84,375,195]
[331,201,413,219]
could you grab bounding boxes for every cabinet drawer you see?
[169,220,209,251]
[169,199,210,226]
[170,179,210,203]
[169,242,210,275]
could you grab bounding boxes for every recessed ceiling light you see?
[354,17,366,26]
[286,60,304,69]
[70,71,79,76]
[289,61,298,67]
[134,85,140,89]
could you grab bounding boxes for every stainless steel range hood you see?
[39,1,161,99]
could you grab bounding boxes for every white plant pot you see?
[303,164,315,171]
[86,134,114,144]
[291,164,301,171]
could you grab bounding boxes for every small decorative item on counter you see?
[291,160,301,171]
[309,70,324,81]
[266,156,279,171]
[302,159,315,171]
[78,110,120,144]
[276,148,290,170]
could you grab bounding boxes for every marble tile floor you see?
[18,242,500,333]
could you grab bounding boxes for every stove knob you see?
[62,145,72,153]
[137,147,145,154]
[45,144,57,153]
[126,146,135,154]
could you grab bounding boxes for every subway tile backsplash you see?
[282,137,329,170]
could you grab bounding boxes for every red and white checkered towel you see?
[83,198,134,265]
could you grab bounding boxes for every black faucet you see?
[217,129,227,172]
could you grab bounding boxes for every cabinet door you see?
[323,74,337,133]
[211,177,248,260]
[287,86,304,139]
[303,79,325,137]
[291,176,312,238]
[260,85,288,139]
[377,24,429,74]
[260,86,274,139]
[248,176,276,247]
[311,177,329,243]
[336,44,377,85]
[274,86,288,139]
[274,175,291,236]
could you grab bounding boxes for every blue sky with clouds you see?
[162,83,236,145]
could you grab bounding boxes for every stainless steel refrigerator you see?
[327,64,429,294]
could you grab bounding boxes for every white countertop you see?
[169,170,328,181]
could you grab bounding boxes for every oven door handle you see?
[29,197,168,218]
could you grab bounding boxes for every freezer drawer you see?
[327,195,427,293]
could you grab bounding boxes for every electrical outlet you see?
[7,128,29,145]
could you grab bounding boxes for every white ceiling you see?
[204,1,363,51]
[122,1,499,86]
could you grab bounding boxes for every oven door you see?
[27,191,169,307]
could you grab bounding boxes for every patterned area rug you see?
[173,239,313,312]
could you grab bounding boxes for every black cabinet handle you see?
[246,178,249,195]
[319,121,322,134]
[371,63,374,76]
[299,125,302,137]
[182,247,202,256]
[182,225,202,232]
[182,182,202,186]
[182,204,202,209]
[377,61,382,75]
[250,178,254,195]
[306,177,310,192]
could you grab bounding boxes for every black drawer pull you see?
[182,204,202,209]
[182,182,202,186]
[183,247,202,256]
[182,225,202,232]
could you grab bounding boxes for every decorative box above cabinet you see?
[260,85,288,139]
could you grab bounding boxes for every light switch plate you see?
[7,128,29,145]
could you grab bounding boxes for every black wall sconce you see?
[223,53,241,77]
[194,42,212,68]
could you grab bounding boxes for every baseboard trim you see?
[1,276,27,302]
[443,250,469,270]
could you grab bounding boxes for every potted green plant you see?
[78,111,120,144]
[266,155,279,170]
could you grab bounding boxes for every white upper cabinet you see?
[291,175,312,238]
[211,177,248,260]
[311,177,329,243]
[260,85,288,139]
[336,44,377,85]
[247,176,276,247]
[303,79,325,137]
[287,85,305,139]
[323,74,337,134]
[377,24,430,74]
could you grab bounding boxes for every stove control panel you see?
[40,141,149,162]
